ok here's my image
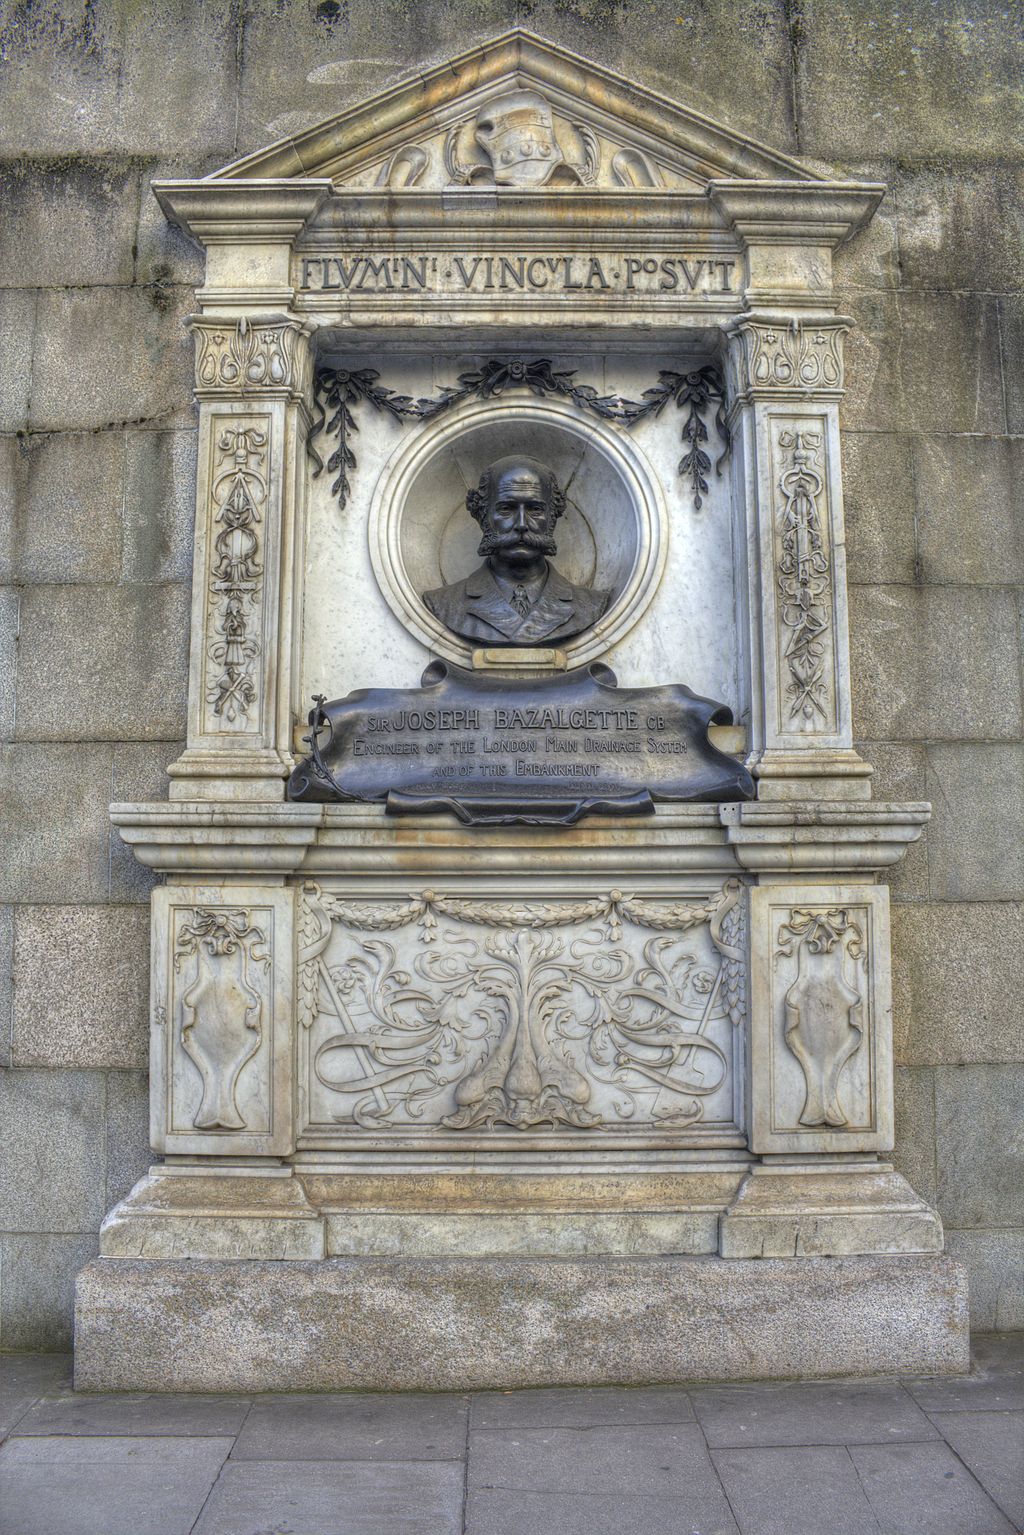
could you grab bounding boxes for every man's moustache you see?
[478,530,557,555]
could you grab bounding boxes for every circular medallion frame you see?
[368,396,668,667]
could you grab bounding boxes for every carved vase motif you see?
[174,909,270,1131]
[778,909,863,1128]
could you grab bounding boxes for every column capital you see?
[724,313,851,406]
[188,313,315,405]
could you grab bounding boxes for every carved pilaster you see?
[747,883,892,1155]
[151,885,296,1156]
[725,315,869,798]
[169,315,315,801]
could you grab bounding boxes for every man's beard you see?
[478,529,557,558]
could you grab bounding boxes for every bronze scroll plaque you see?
[288,661,753,825]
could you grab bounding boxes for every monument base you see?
[74,1251,968,1392]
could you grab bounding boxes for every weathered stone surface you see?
[999,297,1024,433]
[0,0,238,157]
[110,742,183,901]
[841,291,1004,436]
[0,904,12,1071]
[121,428,196,583]
[841,431,917,585]
[945,1231,1024,1331]
[12,906,149,1069]
[849,586,1023,741]
[0,160,139,288]
[794,0,1024,162]
[830,165,900,292]
[233,0,796,163]
[914,435,1024,587]
[104,1070,151,1209]
[896,162,1024,295]
[73,1254,969,1391]
[719,1169,942,1260]
[0,744,113,903]
[935,1064,1024,1229]
[0,430,124,584]
[99,1174,326,1260]
[134,162,209,286]
[0,587,17,740]
[0,289,36,432]
[0,1233,99,1349]
[892,902,1024,1066]
[16,584,189,741]
[855,741,928,899]
[0,1069,106,1232]
[925,743,1024,902]
[326,1210,720,1258]
[893,1065,938,1209]
[30,286,194,433]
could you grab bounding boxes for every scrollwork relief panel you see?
[297,882,746,1142]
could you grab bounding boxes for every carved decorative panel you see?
[201,418,271,734]
[297,882,746,1146]
[728,317,848,402]
[769,419,839,736]
[191,316,311,398]
[748,884,893,1154]
[151,886,295,1155]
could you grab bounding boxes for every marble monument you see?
[75,30,968,1391]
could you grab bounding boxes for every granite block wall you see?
[0,0,1021,1345]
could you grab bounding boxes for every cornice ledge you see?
[707,180,885,248]
[720,800,931,875]
[110,801,324,873]
[153,179,334,248]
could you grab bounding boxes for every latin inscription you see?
[296,252,735,298]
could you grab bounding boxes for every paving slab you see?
[906,1354,1024,1413]
[0,1435,232,1535]
[691,1380,939,1447]
[13,1391,252,1438]
[711,1445,882,1535]
[469,1423,734,1520]
[849,1440,1018,1535]
[192,1458,465,1535]
[231,1391,468,1461]
[927,1410,1024,1532]
[465,1486,738,1535]
[470,1385,695,1429]
[0,1353,72,1437]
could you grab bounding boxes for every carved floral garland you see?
[306,356,730,511]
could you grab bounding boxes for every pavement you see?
[0,1336,1021,1535]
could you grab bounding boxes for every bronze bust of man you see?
[422,455,612,645]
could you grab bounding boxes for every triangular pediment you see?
[206,30,825,194]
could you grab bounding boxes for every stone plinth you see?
[75,1251,969,1393]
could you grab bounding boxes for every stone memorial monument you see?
[75,30,968,1390]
